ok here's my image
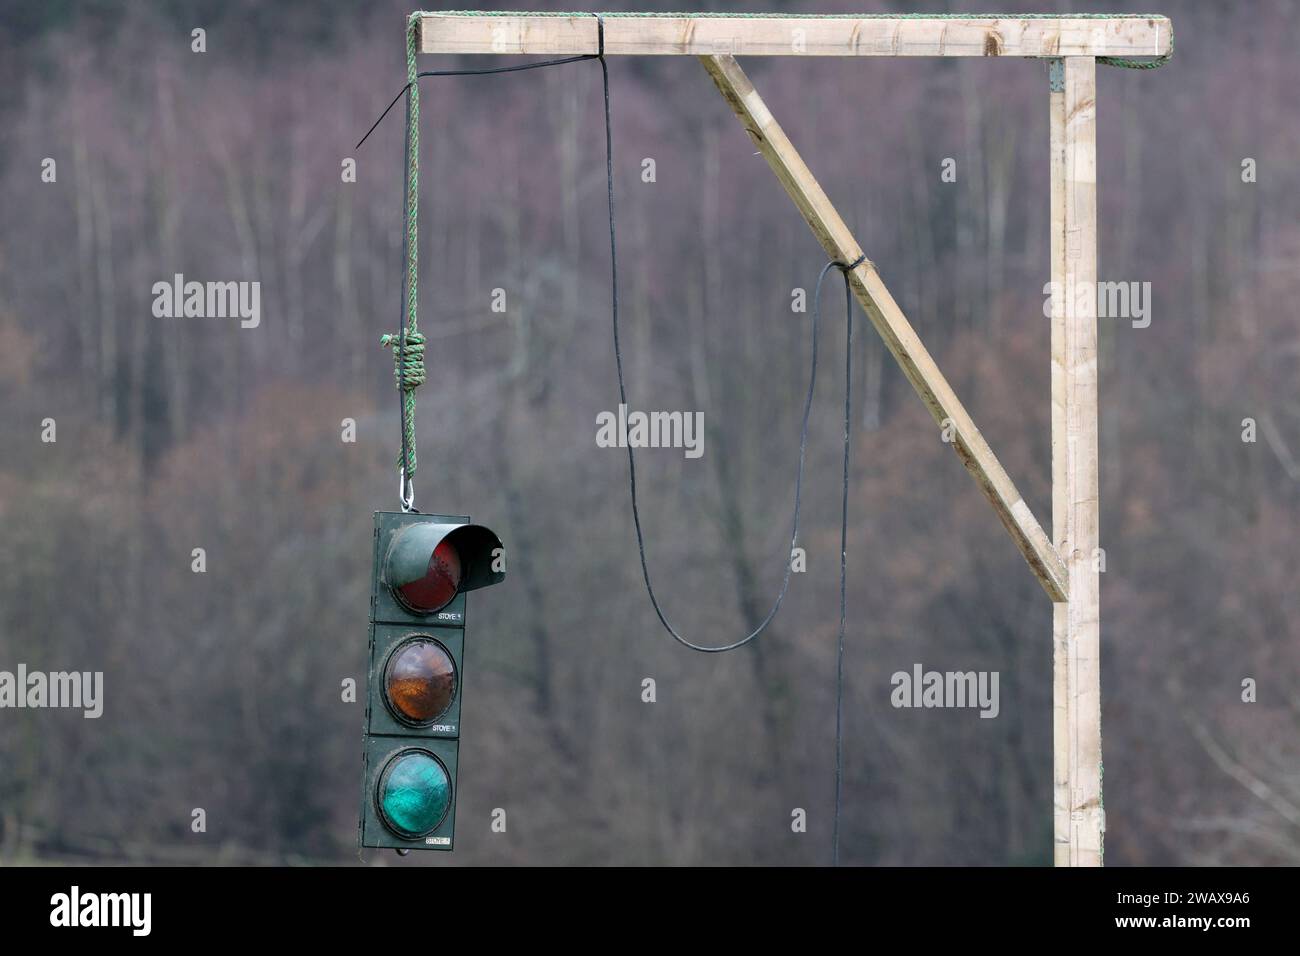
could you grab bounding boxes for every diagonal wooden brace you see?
[701,53,1067,603]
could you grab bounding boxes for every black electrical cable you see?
[597,31,857,664]
[830,255,860,867]
[355,54,598,151]
[593,20,858,864]
[356,42,602,512]
[396,83,414,510]
[358,13,860,865]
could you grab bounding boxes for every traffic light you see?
[360,511,505,852]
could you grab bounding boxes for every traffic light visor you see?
[385,522,505,614]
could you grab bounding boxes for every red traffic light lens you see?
[395,538,462,614]
[384,637,457,726]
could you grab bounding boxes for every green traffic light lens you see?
[377,749,452,839]
[384,637,457,726]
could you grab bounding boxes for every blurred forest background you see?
[0,0,1297,866]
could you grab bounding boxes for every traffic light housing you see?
[360,511,505,852]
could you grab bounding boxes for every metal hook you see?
[399,467,415,513]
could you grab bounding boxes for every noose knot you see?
[381,331,423,479]
[380,331,426,390]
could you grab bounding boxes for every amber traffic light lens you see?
[376,749,452,838]
[384,637,457,726]
[396,538,462,614]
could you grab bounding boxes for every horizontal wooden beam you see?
[419,13,1170,59]
[701,53,1068,603]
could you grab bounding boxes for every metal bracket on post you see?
[1047,58,1065,93]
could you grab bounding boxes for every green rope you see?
[386,8,1169,478]
[1098,33,1173,70]
[383,13,424,485]
[381,330,427,389]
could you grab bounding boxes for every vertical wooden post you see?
[1050,56,1102,866]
